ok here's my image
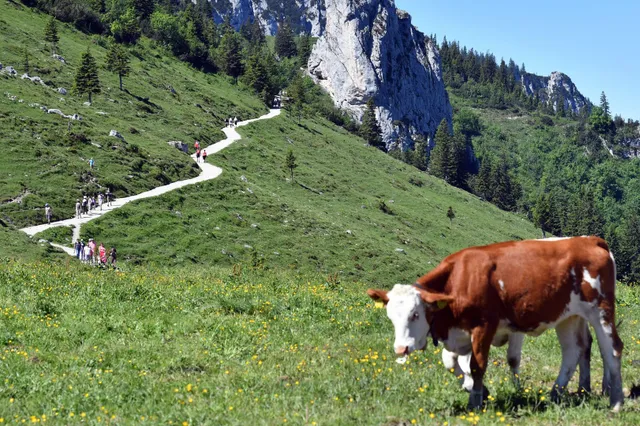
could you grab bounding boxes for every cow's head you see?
[367,284,452,356]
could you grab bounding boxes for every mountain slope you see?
[81,110,539,284]
[0,1,267,228]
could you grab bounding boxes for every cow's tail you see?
[415,260,453,292]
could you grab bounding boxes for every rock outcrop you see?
[307,0,452,148]
[520,71,590,114]
[211,0,326,36]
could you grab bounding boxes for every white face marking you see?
[583,268,602,296]
[499,279,505,291]
[385,285,428,354]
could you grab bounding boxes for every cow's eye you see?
[410,312,420,321]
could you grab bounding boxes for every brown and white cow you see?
[368,236,623,411]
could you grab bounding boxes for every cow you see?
[367,236,623,411]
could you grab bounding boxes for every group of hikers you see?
[194,140,208,164]
[75,190,114,218]
[74,238,117,268]
[226,116,239,127]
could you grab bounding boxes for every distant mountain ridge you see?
[520,71,590,114]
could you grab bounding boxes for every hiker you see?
[194,140,200,151]
[196,148,201,163]
[202,150,207,162]
[75,199,81,218]
[89,158,94,169]
[80,240,85,261]
[98,193,104,211]
[233,116,238,126]
[99,243,107,264]
[44,203,52,224]
[74,240,81,258]
[88,239,97,264]
[82,196,88,216]
[106,188,113,207]
[229,117,234,128]
[83,243,91,264]
[109,247,117,268]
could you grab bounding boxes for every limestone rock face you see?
[307,0,452,148]
[210,0,326,36]
[520,71,589,114]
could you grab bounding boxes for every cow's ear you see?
[367,289,389,305]
[420,291,453,311]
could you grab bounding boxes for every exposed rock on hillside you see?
[307,0,452,148]
[520,71,589,114]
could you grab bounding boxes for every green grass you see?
[0,226,65,262]
[82,110,540,284]
[0,260,639,425]
[0,2,267,228]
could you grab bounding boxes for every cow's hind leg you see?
[551,316,584,402]
[576,318,592,394]
[587,306,624,412]
[507,333,524,390]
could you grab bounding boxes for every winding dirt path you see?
[20,109,281,255]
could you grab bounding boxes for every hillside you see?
[0,1,267,228]
[77,109,539,284]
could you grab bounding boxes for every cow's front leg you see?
[507,333,524,390]
[442,349,472,391]
[468,324,496,410]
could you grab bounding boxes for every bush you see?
[540,115,554,127]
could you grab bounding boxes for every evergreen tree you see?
[43,16,59,55]
[132,0,154,20]
[285,149,298,182]
[490,160,518,211]
[274,22,297,58]
[243,47,277,104]
[429,119,452,181]
[447,207,455,226]
[556,94,565,117]
[286,71,306,123]
[450,129,468,188]
[105,41,131,90]
[74,48,100,103]
[251,20,266,46]
[218,30,244,83]
[360,98,385,151]
[589,106,612,134]
[475,156,493,201]
[600,91,611,118]
[297,34,313,68]
[411,135,429,171]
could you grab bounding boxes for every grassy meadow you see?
[0,260,639,425]
[0,1,267,228]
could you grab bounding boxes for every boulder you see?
[57,87,67,95]
[109,130,125,140]
[83,102,92,107]
[167,140,188,153]
[47,109,63,115]
[21,73,46,85]
[52,54,66,64]
[2,66,17,76]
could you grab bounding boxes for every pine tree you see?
[274,22,297,58]
[243,48,270,100]
[360,98,384,151]
[74,48,100,103]
[476,156,493,201]
[449,129,467,188]
[429,119,452,181]
[297,34,313,68]
[556,94,565,117]
[447,207,455,226]
[132,0,154,20]
[600,91,611,119]
[44,16,59,55]
[412,135,429,171]
[105,41,131,90]
[218,30,244,83]
[286,71,306,123]
[285,149,298,182]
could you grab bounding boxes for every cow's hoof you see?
[482,386,490,401]
[550,386,563,403]
[467,389,484,411]
[611,401,622,413]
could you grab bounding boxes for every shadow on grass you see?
[448,390,602,416]
[123,89,162,110]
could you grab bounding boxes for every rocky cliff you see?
[520,71,590,114]
[307,0,452,149]
[209,0,326,36]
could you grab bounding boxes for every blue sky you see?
[395,0,639,120]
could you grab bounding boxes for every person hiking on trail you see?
[88,239,97,264]
[98,193,104,211]
[106,188,113,207]
[74,240,81,258]
[202,150,207,163]
[89,158,94,169]
[83,243,91,264]
[80,240,85,260]
[82,196,88,216]
[109,247,117,268]
[229,117,234,128]
[75,199,81,218]
[194,140,200,150]
[195,148,201,163]
[99,243,107,264]
[44,203,52,224]
[233,116,238,126]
